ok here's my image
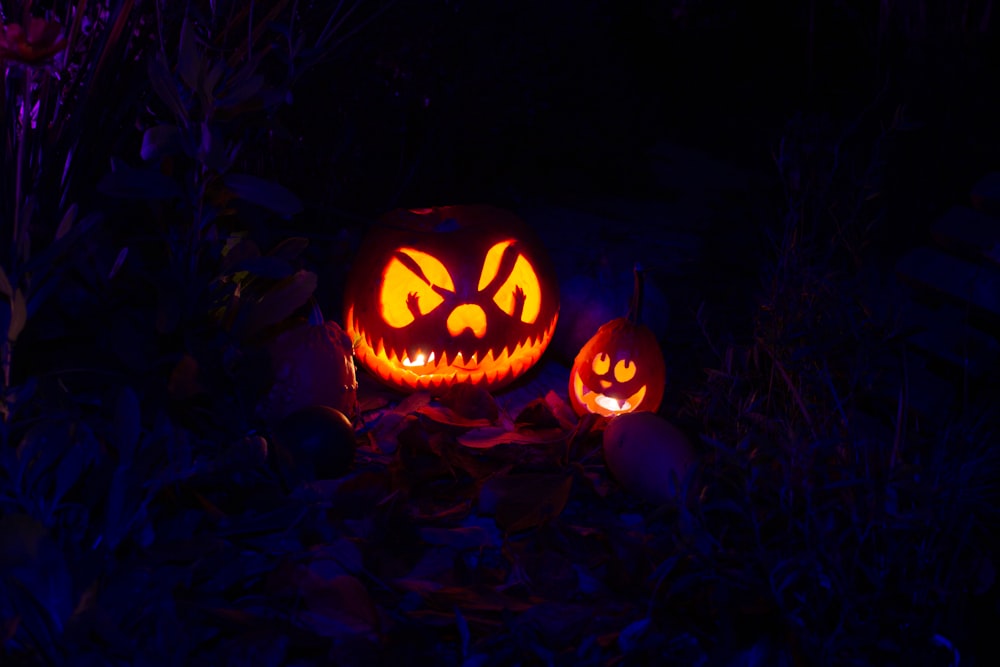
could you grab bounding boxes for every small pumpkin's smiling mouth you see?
[572,372,647,417]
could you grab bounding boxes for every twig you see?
[756,337,819,441]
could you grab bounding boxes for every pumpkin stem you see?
[627,263,644,325]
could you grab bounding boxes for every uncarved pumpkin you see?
[568,267,665,417]
[344,206,559,393]
[257,320,358,422]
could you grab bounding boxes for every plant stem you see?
[13,66,31,276]
[627,263,643,325]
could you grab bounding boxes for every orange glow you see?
[348,305,558,391]
[344,206,560,394]
[446,304,488,337]
[568,317,665,417]
[380,248,455,327]
[572,370,648,417]
[592,353,610,375]
[614,359,636,382]
[478,240,513,290]
[493,254,541,323]
[478,241,542,323]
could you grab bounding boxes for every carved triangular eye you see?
[478,240,542,324]
[380,248,455,327]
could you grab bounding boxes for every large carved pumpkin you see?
[344,206,559,392]
[569,267,665,417]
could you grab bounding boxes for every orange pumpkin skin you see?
[343,206,559,393]
[568,317,665,417]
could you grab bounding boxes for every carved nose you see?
[600,380,612,389]
[446,304,487,338]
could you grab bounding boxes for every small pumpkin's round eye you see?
[592,353,610,375]
[614,359,636,383]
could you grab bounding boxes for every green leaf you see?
[54,204,77,241]
[177,18,201,92]
[266,237,309,261]
[223,173,303,219]
[480,472,574,533]
[114,386,141,464]
[141,124,186,161]
[8,289,27,342]
[227,256,296,279]
[202,59,227,99]
[148,51,189,123]
[241,270,317,335]
[0,264,12,300]
[98,166,184,200]
[214,73,266,110]
[196,122,238,173]
[22,212,101,284]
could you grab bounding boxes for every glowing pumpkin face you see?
[344,206,559,393]
[569,317,665,417]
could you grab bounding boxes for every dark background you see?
[4,1,1000,664]
[274,0,1000,254]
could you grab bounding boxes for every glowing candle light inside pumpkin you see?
[403,351,434,367]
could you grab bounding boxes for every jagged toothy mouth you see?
[572,371,646,416]
[346,307,558,390]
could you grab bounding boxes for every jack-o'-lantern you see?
[344,206,559,393]
[569,267,665,417]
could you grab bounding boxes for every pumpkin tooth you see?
[471,370,485,385]
[437,350,449,368]
[375,337,386,358]
[486,368,499,384]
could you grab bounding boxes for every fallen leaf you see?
[419,525,501,550]
[479,472,573,532]
[438,384,498,423]
[392,579,535,612]
[457,426,567,449]
[416,404,493,429]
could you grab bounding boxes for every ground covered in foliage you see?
[2,1,1000,665]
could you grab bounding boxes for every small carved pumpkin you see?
[344,206,559,392]
[569,267,665,417]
